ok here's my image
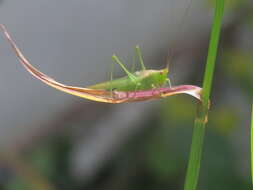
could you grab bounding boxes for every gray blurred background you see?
[0,0,252,190]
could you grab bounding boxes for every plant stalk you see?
[251,103,253,184]
[184,0,225,189]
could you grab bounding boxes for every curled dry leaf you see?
[0,24,202,103]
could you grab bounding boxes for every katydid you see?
[88,45,171,92]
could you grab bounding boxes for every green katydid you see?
[87,0,195,94]
[88,45,171,93]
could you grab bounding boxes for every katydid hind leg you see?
[112,54,137,82]
[131,53,137,73]
[135,45,146,71]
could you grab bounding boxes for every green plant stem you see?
[251,103,253,184]
[184,0,225,190]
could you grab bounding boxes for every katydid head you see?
[161,67,169,75]
[157,67,169,85]
[157,67,169,79]
[147,68,169,88]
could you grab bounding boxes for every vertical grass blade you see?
[251,103,253,184]
[183,0,225,190]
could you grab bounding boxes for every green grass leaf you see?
[251,104,253,184]
[184,0,225,190]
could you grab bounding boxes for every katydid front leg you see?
[167,78,172,88]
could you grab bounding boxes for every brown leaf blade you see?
[0,24,202,103]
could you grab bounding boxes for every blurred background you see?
[0,0,252,189]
